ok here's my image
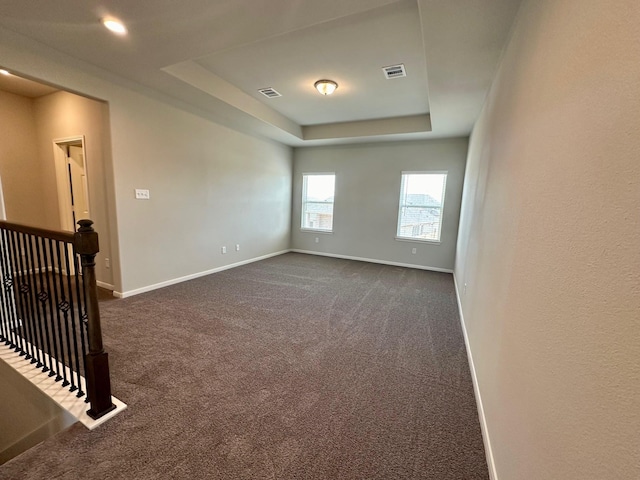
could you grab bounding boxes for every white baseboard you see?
[113,249,291,298]
[14,266,53,276]
[96,281,114,291]
[453,273,498,480]
[290,249,453,273]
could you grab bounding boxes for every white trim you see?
[394,236,442,245]
[401,170,449,175]
[0,341,126,430]
[53,136,86,233]
[113,250,291,298]
[52,135,87,145]
[14,266,53,276]
[290,249,453,273]
[453,273,498,480]
[96,280,114,291]
[300,228,333,234]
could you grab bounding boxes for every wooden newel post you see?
[74,219,115,420]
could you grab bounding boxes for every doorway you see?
[53,137,90,233]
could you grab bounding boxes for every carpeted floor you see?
[0,253,488,479]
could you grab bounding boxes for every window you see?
[397,172,447,242]
[301,173,335,232]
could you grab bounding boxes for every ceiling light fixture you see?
[0,69,10,76]
[102,17,127,35]
[314,79,338,96]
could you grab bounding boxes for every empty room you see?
[0,0,638,479]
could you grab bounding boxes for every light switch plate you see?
[135,189,150,200]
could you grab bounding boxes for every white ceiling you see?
[0,0,522,146]
[195,2,429,125]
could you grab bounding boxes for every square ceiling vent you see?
[382,64,407,79]
[258,87,282,98]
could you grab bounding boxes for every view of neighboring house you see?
[397,194,442,241]
[303,199,334,232]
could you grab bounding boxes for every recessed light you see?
[102,17,127,35]
[0,69,11,76]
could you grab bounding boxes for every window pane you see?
[403,174,445,207]
[302,174,335,231]
[397,173,446,241]
[305,175,335,201]
[398,206,442,241]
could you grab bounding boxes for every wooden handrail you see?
[0,220,75,243]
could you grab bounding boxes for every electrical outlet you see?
[411,248,417,254]
[315,237,319,243]
[105,258,110,269]
[221,246,227,254]
[235,244,240,251]
[135,189,150,200]
[464,283,468,294]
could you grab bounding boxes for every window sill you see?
[395,236,441,245]
[301,228,333,234]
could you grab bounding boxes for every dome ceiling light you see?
[314,79,338,96]
[102,17,127,35]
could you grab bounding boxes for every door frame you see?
[52,136,90,232]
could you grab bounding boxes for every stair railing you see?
[0,219,115,419]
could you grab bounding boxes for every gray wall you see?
[2,27,292,296]
[33,91,115,288]
[108,88,292,294]
[292,138,467,271]
[455,0,640,478]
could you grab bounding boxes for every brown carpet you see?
[0,253,488,479]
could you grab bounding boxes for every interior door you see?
[66,144,90,227]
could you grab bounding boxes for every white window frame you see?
[396,171,447,244]
[301,173,336,233]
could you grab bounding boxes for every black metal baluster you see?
[0,229,19,350]
[0,229,11,344]
[5,230,22,352]
[73,251,88,397]
[10,231,30,358]
[17,231,38,362]
[53,240,70,387]
[63,244,81,393]
[19,232,41,366]
[36,236,54,374]
[25,234,44,368]
[47,238,64,382]
[6,229,23,353]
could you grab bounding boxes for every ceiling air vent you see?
[382,64,407,79]
[258,87,282,98]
